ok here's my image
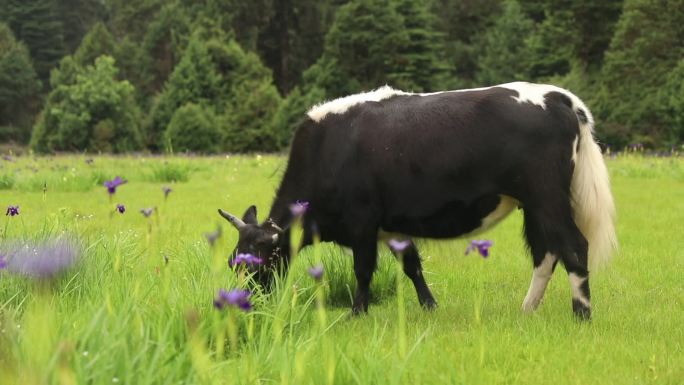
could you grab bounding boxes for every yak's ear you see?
[242,205,258,225]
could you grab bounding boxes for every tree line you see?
[1,0,683,153]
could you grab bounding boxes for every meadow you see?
[0,153,683,385]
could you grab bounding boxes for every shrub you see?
[164,103,223,154]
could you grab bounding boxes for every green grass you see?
[1,153,683,385]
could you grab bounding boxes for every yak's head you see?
[218,206,286,287]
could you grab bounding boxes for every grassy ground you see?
[0,153,682,385]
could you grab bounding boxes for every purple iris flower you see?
[6,205,19,216]
[289,200,310,217]
[116,204,125,214]
[104,176,127,195]
[465,239,493,258]
[213,288,252,311]
[0,254,7,270]
[388,239,411,253]
[229,253,264,267]
[162,186,172,199]
[308,264,324,281]
[1,239,80,278]
[140,207,155,217]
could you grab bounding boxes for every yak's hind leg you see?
[522,201,591,320]
[387,240,437,309]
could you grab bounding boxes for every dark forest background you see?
[1,0,682,153]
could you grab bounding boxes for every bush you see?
[164,103,223,154]
[30,55,144,153]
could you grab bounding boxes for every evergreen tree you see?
[73,22,116,67]
[597,0,684,146]
[0,22,41,142]
[476,0,535,85]
[431,0,501,86]
[392,0,451,91]
[140,2,192,95]
[147,35,221,149]
[0,0,65,86]
[55,0,106,53]
[304,0,413,97]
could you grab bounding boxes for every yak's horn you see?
[218,209,246,229]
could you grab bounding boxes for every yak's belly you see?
[380,195,519,240]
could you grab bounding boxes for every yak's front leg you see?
[351,239,378,315]
[388,240,437,309]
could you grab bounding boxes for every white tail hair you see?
[570,106,617,270]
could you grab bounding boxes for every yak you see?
[218,82,617,319]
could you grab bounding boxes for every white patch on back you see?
[306,85,497,122]
[498,82,595,127]
[522,253,557,312]
[307,86,411,122]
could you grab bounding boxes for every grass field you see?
[1,153,683,385]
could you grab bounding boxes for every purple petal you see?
[388,239,411,253]
[308,264,324,281]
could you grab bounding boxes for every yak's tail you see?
[569,101,617,270]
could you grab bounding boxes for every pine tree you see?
[476,0,535,85]
[304,0,411,97]
[73,22,116,67]
[0,22,41,142]
[147,35,221,149]
[0,0,65,86]
[597,0,684,146]
[392,0,451,91]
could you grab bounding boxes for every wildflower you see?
[465,239,493,258]
[6,205,19,216]
[204,227,221,247]
[1,239,79,278]
[140,207,155,217]
[85,158,94,165]
[213,288,252,311]
[289,200,310,217]
[229,253,263,267]
[162,186,172,199]
[104,176,127,195]
[2,155,13,162]
[0,254,7,269]
[388,239,411,253]
[308,264,324,281]
[116,204,125,214]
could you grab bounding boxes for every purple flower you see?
[0,254,7,270]
[289,200,310,217]
[213,288,252,311]
[162,186,172,199]
[1,239,80,278]
[204,227,221,247]
[2,155,13,162]
[308,264,324,281]
[140,207,155,217]
[465,240,493,258]
[104,176,127,195]
[6,205,19,216]
[116,204,125,214]
[229,253,263,267]
[388,239,411,253]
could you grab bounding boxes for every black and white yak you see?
[218,82,617,319]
